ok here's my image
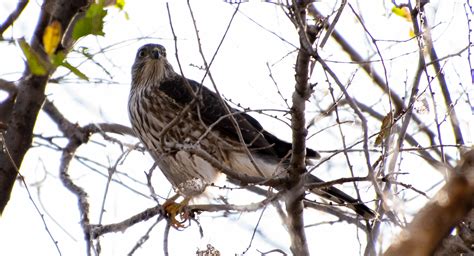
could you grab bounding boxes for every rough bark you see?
[286,1,319,254]
[384,150,474,256]
[0,0,90,214]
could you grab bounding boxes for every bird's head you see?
[131,44,176,89]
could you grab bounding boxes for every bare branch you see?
[189,191,281,213]
[163,221,171,256]
[0,0,89,215]
[384,150,474,255]
[316,57,381,197]
[319,0,346,48]
[127,216,162,255]
[0,0,28,37]
[60,138,93,254]
[326,75,364,208]
[185,1,269,178]
[306,176,369,191]
[91,206,164,239]
[308,5,449,165]
[0,79,17,131]
[285,2,320,255]
[170,142,267,185]
[0,133,62,255]
[427,41,465,146]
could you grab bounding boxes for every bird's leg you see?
[162,194,191,228]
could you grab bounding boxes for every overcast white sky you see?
[0,0,472,255]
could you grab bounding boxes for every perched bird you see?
[128,43,375,224]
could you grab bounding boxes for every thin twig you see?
[428,42,465,146]
[306,176,369,190]
[90,205,163,238]
[242,206,267,254]
[316,57,381,196]
[1,133,62,256]
[163,221,171,256]
[266,63,291,109]
[186,1,269,177]
[189,191,281,213]
[308,5,448,165]
[0,0,28,37]
[127,215,164,256]
[170,142,269,185]
[347,3,392,113]
[319,0,346,48]
[326,73,364,207]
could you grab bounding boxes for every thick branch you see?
[43,100,135,138]
[286,2,318,255]
[0,0,90,214]
[0,79,17,130]
[384,150,474,256]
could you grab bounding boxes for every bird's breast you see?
[129,87,199,149]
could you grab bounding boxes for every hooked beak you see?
[150,48,161,59]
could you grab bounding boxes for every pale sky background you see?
[0,0,472,255]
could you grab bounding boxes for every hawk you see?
[128,43,375,223]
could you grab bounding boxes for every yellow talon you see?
[163,195,191,228]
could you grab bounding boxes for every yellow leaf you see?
[43,20,62,55]
[392,6,411,22]
[115,0,125,10]
[409,28,416,38]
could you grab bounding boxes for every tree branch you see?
[91,205,164,239]
[0,0,28,38]
[285,2,319,255]
[0,0,90,214]
[384,150,474,255]
[0,79,17,131]
[308,5,449,166]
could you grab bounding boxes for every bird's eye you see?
[137,49,147,58]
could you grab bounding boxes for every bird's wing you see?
[158,77,294,158]
[305,174,376,219]
[157,77,375,218]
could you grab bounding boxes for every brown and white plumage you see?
[128,43,375,219]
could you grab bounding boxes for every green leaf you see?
[72,2,107,40]
[50,50,88,80]
[17,38,49,76]
[50,51,66,67]
[61,61,89,81]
